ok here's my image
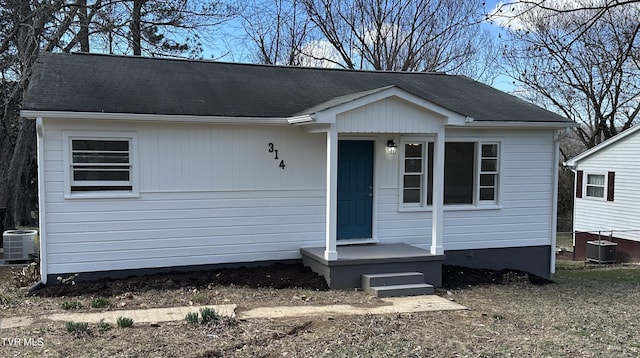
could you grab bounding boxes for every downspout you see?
[29,117,47,293]
[550,128,571,275]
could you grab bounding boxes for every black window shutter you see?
[607,171,615,201]
[576,170,583,198]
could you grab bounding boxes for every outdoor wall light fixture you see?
[386,139,398,155]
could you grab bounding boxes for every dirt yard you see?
[1,259,639,357]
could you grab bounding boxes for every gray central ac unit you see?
[2,230,38,262]
[586,240,617,264]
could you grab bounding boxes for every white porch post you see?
[324,124,338,260]
[431,130,445,255]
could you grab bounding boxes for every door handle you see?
[368,193,373,197]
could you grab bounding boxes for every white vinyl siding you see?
[44,120,327,275]
[336,97,446,133]
[40,116,557,275]
[44,190,325,273]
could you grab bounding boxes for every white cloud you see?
[297,40,342,68]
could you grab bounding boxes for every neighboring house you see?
[565,125,640,262]
[22,52,574,289]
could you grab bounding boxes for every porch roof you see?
[24,52,572,125]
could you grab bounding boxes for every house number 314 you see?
[268,143,286,169]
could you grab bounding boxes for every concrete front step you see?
[362,272,425,290]
[362,272,435,298]
[367,283,435,298]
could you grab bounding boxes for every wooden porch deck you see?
[300,243,444,289]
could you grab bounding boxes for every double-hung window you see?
[585,174,605,198]
[402,142,425,205]
[478,143,499,202]
[64,132,138,197]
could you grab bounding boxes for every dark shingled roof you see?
[23,52,570,123]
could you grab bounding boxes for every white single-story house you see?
[565,125,640,262]
[22,52,574,289]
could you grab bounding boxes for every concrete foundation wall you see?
[444,245,552,279]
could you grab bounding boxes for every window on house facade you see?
[479,143,499,202]
[69,138,134,192]
[577,171,614,201]
[443,142,475,204]
[585,173,605,198]
[400,140,500,209]
[402,142,424,205]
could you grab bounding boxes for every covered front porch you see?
[301,243,444,289]
[291,86,468,291]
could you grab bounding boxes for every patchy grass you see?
[185,311,199,324]
[65,321,88,333]
[0,293,10,304]
[97,319,112,332]
[116,316,134,328]
[556,232,574,248]
[1,262,640,357]
[61,300,82,310]
[199,307,219,324]
[555,260,640,283]
[90,297,110,308]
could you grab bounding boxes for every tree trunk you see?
[78,0,90,52]
[131,0,144,56]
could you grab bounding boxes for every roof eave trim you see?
[462,121,577,129]
[20,110,291,125]
[287,114,316,125]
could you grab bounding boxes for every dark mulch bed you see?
[442,265,554,289]
[35,263,328,298]
[34,263,552,298]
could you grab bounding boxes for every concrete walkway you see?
[0,295,465,329]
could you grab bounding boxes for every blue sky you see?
[205,0,516,92]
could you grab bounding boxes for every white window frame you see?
[476,142,500,205]
[398,137,501,210]
[584,172,607,200]
[399,137,431,211]
[63,131,139,199]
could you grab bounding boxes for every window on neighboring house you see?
[585,173,605,198]
[400,140,500,209]
[70,138,133,192]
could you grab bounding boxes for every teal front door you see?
[337,140,374,240]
